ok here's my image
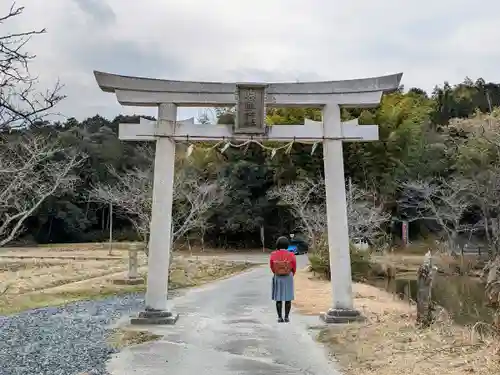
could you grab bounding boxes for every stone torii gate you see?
[94,71,402,324]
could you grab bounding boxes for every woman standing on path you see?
[270,236,297,323]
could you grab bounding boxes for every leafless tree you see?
[0,3,64,129]
[0,133,86,246]
[90,146,225,250]
[398,178,473,253]
[461,167,500,257]
[268,179,389,246]
[347,183,390,246]
[92,166,152,243]
[268,179,322,242]
[172,170,225,243]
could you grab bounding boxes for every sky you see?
[4,0,500,122]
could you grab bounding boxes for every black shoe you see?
[278,317,284,323]
[284,317,290,323]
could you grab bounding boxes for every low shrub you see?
[350,246,372,280]
[308,235,330,278]
[308,234,373,281]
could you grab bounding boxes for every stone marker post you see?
[112,242,144,286]
[128,242,140,279]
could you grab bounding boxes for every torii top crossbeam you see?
[94,71,402,108]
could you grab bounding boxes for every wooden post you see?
[404,281,412,306]
[492,218,499,258]
[402,220,409,248]
[482,256,500,331]
[260,225,265,252]
[108,202,113,255]
[416,251,436,327]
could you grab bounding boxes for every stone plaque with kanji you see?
[234,84,267,134]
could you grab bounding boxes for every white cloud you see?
[3,0,500,121]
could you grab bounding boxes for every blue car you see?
[287,245,299,254]
[286,239,309,255]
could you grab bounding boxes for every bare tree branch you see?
[171,171,225,241]
[0,2,64,129]
[0,133,86,246]
[268,179,389,246]
[89,146,225,250]
[347,184,390,245]
[268,179,321,241]
[398,178,474,253]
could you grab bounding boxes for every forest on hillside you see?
[2,81,500,252]
[3,3,500,257]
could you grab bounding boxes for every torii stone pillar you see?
[94,71,402,324]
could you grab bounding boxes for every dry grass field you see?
[371,252,486,278]
[293,269,500,375]
[0,243,252,315]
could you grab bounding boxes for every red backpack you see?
[274,258,292,276]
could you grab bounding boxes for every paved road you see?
[106,254,340,375]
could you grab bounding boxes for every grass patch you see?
[107,328,162,350]
[293,269,500,375]
[372,252,486,278]
[308,235,375,281]
[318,312,499,375]
[183,261,252,285]
[36,242,133,250]
[0,284,147,315]
[0,256,254,315]
[390,239,437,255]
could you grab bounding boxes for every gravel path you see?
[0,293,149,375]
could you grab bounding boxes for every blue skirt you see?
[271,274,295,301]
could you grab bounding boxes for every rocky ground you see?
[0,293,147,375]
[0,245,254,375]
